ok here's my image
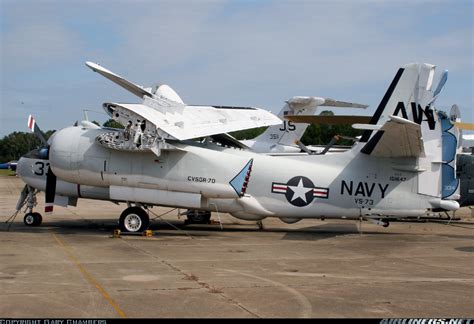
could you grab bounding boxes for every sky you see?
[1,0,473,137]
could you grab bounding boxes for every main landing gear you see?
[184,210,212,225]
[119,206,150,232]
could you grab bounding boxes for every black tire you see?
[24,212,42,226]
[186,210,211,224]
[119,207,149,232]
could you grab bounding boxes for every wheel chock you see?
[112,229,154,238]
[144,230,153,237]
[113,229,121,238]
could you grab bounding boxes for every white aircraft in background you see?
[240,96,369,154]
[13,61,469,232]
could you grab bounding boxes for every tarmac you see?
[0,175,473,318]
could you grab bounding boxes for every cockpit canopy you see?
[24,147,49,160]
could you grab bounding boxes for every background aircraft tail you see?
[262,99,316,146]
[244,97,366,153]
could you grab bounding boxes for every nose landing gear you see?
[15,185,43,227]
[24,212,42,226]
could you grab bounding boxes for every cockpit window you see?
[38,147,49,159]
[23,147,49,160]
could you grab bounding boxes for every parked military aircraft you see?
[14,62,466,231]
[0,161,17,172]
[240,96,369,154]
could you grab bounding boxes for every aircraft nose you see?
[15,157,29,179]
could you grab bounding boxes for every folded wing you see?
[104,102,281,141]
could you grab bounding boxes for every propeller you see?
[27,115,57,214]
[44,166,57,214]
[28,115,47,146]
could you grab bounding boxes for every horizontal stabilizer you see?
[352,124,382,130]
[286,115,371,125]
[322,99,368,108]
[453,122,474,130]
[361,116,425,158]
[286,96,368,111]
[86,61,154,98]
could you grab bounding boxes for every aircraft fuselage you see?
[17,126,445,222]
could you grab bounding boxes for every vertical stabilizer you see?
[360,63,437,142]
[241,98,318,153]
[360,63,460,203]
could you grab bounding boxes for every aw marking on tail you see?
[393,102,436,130]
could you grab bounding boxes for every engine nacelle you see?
[49,126,109,186]
[279,217,301,224]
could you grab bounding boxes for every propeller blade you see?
[45,166,57,214]
[27,115,48,146]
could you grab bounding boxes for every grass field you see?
[0,169,16,177]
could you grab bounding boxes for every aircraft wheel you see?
[119,207,149,232]
[382,221,390,228]
[186,210,211,224]
[24,212,42,226]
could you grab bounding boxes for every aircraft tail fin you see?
[247,96,366,152]
[416,109,460,205]
[359,63,460,203]
[360,63,437,142]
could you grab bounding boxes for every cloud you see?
[113,1,471,86]
[2,12,83,69]
[0,0,472,136]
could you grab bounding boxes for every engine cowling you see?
[49,126,109,186]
